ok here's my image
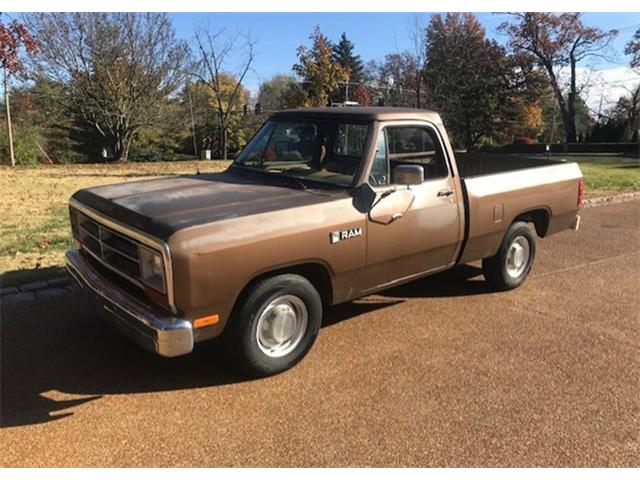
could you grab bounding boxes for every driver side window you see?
[369,125,448,185]
[387,126,448,180]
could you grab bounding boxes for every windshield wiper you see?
[230,164,308,191]
[270,170,308,190]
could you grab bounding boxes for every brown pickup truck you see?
[66,107,583,375]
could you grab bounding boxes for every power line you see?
[589,77,640,87]
[615,23,640,32]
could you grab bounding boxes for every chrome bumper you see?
[66,249,193,357]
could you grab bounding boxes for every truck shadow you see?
[0,264,488,428]
[381,264,490,299]
[0,289,398,428]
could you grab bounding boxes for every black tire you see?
[482,221,536,291]
[223,274,323,377]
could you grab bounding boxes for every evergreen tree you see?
[332,33,364,83]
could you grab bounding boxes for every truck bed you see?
[455,152,562,178]
[456,153,582,264]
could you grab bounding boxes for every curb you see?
[583,192,640,208]
[1,276,75,306]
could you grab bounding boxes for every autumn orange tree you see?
[499,13,617,144]
[293,26,350,107]
[351,84,373,106]
[1,14,38,166]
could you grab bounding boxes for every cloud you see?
[570,67,640,115]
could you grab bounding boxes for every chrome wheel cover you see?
[505,235,530,278]
[256,295,308,358]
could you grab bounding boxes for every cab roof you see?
[270,107,442,123]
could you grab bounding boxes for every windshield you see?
[233,119,371,188]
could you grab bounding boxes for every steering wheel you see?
[369,172,387,186]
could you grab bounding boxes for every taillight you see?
[577,179,585,208]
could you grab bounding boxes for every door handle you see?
[437,189,454,197]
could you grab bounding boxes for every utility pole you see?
[188,88,198,158]
[548,101,557,160]
[4,68,15,167]
[597,95,604,121]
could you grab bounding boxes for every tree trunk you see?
[217,111,228,160]
[4,69,15,167]
[565,57,578,143]
[549,81,576,145]
[221,126,228,161]
[543,62,576,145]
[112,132,129,163]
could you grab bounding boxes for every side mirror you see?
[392,165,423,186]
[351,183,377,213]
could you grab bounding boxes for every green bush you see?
[0,121,43,165]
[474,135,498,152]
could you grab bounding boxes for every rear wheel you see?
[482,221,536,291]
[223,274,322,376]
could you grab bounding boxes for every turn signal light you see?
[193,314,219,328]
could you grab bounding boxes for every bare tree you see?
[376,52,423,108]
[614,85,640,137]
[27,13,189,162]
[616,29,640,140]
[193,26,254,160]
[408,14,428,109]
[499,13,617,143]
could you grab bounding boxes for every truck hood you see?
[72,169,342,240]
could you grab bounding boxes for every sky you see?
[4,11,639,111]
[170,12,640,107]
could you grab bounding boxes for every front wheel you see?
[223,274,323,377]
[482,221,536,291]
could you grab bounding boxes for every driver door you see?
[361,122,462,292]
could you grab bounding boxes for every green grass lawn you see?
[0,161,230,282]
[565,155,640,197]
[0,155,638,283]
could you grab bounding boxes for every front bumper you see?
[66,249,193,357]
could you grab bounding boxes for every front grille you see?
[72,208,142,286]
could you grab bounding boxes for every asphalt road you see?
[1,200,639,467]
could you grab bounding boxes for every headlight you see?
[139,245,166,294]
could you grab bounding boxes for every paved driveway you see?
[1,201,638,467]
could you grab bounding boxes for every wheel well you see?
[514,209,550,237]
[237,263,333,308]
